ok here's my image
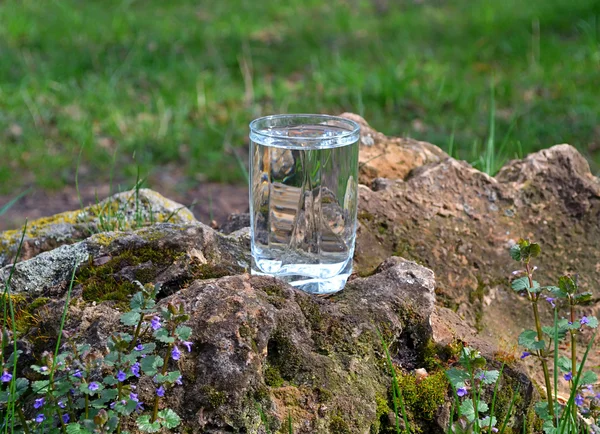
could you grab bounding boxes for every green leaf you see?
[509,244,521,261]
[558,275,577,294]
[580,370,598,386]
[136,415,161,433]
[175,325,192,341]
[446,368,470,388]
[528,243,541,258]
[518,330,545,350]
[120,311,141,326]
[32,379,50,394]
[103,375,118,386]
[140,355,164,376]
[480,370,500,385]
[543,419,557,434]
[66,424,91,434]
[511,277,540,293]
[130,292,145,310]
[557,356,571,373]
[542,325,567,340]
[158,409,181,429]
[574,292,593,304]
[534,401,551,420]
[478,416,497,427]
[584,316,598,329]
[154,328,175,344]
[155,370,182,384]
[545,286,568,298]
[459,399,489,423]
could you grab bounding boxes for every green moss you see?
[370,394,391,434]
[420,339,461,371]
[266,331,302,381]
[264,365,285,387]
[191,263,232,280]
[314,386,333,403]
[77,245,183,308]
[377,222,388,235]
[396,370,448,421]
[329,414,351,434]
[28,297,50,312]
[358,211,375,222]
[201,386,227,409]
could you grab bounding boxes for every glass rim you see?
[249,114,360,142]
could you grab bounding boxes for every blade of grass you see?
[0,190,30,217]
[257,403,271,434]
[558,330,597,434]
[3,220,27,434]
[377,329,411,434]
[75,143,85,210]
[488,363,506,431]
[498,387,520,434]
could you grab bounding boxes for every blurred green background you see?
[1,0,599,195]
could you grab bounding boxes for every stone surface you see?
[0,188,195,267]
[340,113,449,185]
[2,221,534,433]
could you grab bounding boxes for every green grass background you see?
[0,0,599,193]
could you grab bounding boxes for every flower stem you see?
[569,297,577,420]
[151,330,175,423]
[16,407,31,434]
[526,263,555,420]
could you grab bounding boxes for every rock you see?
[1,218,534,432]
[0,189,195,267]
[340,113,448,185]
[354,143,600,352]
[0,222,248,294]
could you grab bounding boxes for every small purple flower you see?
[73,370,83,379]
[171,346,181,361]
[135,401,144,411]
[492,428,498,433]
[457,387,468,397]
[58,400,66,409]
[545,297,556,308]
[40,366,48,372]
[130,392,139,402]
[511,270,523,276]
[117,371,126,382]
[1,371,12,382]
[175,375,183,386]
[478,372,486,381]
[156,386,165,397]
[88,382,99,391]
[586,384,594,393]
[131,362,140,377]
[33,397,45,409]
[135,343,144,351]
[575,394,584,407]
[564,372,573,382]
[182,341,193,352]
[62,414,70,424]
[35,414,45,423]
[110,401,117,409]
[520,351,531,359]
[580,316,590,326]
[150,316,161,331]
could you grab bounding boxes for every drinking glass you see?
[249,114,360,294]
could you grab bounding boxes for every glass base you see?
[251,268,349,295]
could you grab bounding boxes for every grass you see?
[0,0,599,192]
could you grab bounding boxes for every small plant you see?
[445,347,502,433]
[510,239,598,432]
[1,274,193,433]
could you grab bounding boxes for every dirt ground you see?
[0,179,249,232]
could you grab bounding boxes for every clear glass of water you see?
[249,114,360,295]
